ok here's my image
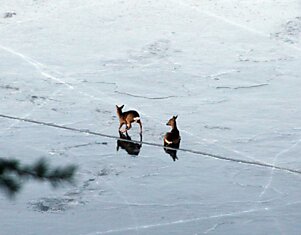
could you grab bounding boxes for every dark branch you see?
[0,158,77,197]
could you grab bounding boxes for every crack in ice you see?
[97,175,140,235]
[259,138,301,198]
[0,44,106,133]
[83,200,301,235]
[82,207,270,235]
[0,88,62,134]
[0,45,74,89]
[216,83,269,90]
[114,91,179,100]
[0,45,72,134]
[204,222,228,234]
[1,113,301,177]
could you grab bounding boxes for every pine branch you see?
[0,158,77,197]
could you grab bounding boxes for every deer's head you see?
[166,115,178,126]
[116,104,124,114]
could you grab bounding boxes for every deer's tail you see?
[136,119,142,133]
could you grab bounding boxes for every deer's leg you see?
[137,120,143,134]
[126,122,132,132]
[119,122,126,133]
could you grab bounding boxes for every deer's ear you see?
[116,105,119,108]
[174,115,178,119]
[120,105,124,109]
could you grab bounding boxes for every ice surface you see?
[1,0,301,234]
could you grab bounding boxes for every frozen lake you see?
[1,0,301,234]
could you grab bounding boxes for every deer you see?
[163,115,181,161]
[164,115,181,146]
[116,105,142,134]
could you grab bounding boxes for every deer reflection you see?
[117,131,142,156]
[163,115,181,161]
[164,142,180,161]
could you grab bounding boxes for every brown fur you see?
[116,105,142,134]
[164,115,181,145]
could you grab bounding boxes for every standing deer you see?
[164,115,181,145]
[116,105,142,134]
[163,115,181,161]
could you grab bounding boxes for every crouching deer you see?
[116,105,142,134]
[163,115,181,161]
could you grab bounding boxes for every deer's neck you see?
[117,110,123,118]
[171,122,178,133]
